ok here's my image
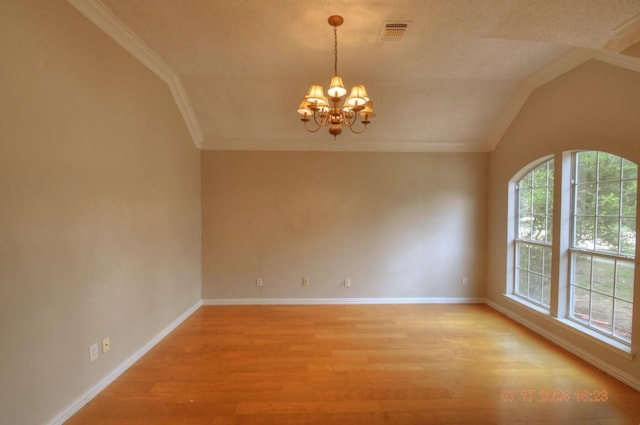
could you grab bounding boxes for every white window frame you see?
[567,151,636,344]
[513,158,554,310]
[507,151,636,353]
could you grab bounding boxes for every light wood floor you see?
[66,304,640,425]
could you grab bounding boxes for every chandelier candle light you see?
[297,15,375,138]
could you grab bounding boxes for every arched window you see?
[509,151,636,347]
[569,151,636,343]
[514,159,554,309]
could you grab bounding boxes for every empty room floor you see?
[66,304,640,425]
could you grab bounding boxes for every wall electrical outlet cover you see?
[102,336,110,353]
[89,343,99,362]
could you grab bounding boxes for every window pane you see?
[591,292,613,334]
[542,277,551,307]
[571,286,591,323]
[620,218,635,256]
[517,269,529,298]
[519,191,532,215]
[519,217,532,239]
[530,245,543,274]
[577,152,597,183]
[518,243,530,270]
[614,299,633,342]
[543,248,552,276]
[575,183,596,215]
[574,216,595,249]
[621,180,637,217]
[520,172,532,189]
[592,257,614,295]
[598,153,621,181]
[529,274,542,303]
[615,261,635,302]
[597,181,620,216]
[595,216,619,253]
[622,158,638,180]
[573,254,591,289]
[531,215,548,241]
[533,166,549,187]
[532,188,548,213]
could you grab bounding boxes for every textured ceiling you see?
[88,0,640,151]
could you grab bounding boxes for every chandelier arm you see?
[342,110,357,127]
[302,118,323,133]
[346,110,369,134]
[312,110,329,127]
[347,121,369,134]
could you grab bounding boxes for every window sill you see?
[554,317,634,360]
[503,293,634,360]
[504,294,550,316]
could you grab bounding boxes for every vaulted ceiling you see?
[69,0,640,152]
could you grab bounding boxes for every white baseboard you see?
[484,298,640,392]
[47,300,202,425]
[202,297,485,305]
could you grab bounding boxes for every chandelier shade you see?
[297,99,313,116]
[361,101,376,119]
[297,15,375,139]
[305,84,327,105]
[346,84,369,108]
[328,76,347,97]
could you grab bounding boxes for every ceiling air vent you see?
[380,21,410,41]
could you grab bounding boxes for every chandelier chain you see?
[334,24,338,77]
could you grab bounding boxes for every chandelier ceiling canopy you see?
[297,15,375,139]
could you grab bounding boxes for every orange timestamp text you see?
[500,389,608,403]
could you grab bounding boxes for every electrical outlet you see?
[102,336,110,353]
[462,276,469,286]
[256,277,263,287]
[344,278,351,288]
[302,277,310,286]
[89,343,99,362]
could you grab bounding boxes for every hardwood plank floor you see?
[65,304,640,424]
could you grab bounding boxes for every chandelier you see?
[297,15,376,138]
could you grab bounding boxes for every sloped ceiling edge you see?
[66,0,204,148]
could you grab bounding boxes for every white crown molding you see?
[604,13,640,53]
[202,297,485,305]
[201,138,487,153]
[484,48,640,151]
[66,0,204,148]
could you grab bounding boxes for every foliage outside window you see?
[569,152,636,343]
[514,159,554,309]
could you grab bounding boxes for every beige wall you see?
[0,1,201,424]
[486,60,640,383]
[202,151,487,301]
